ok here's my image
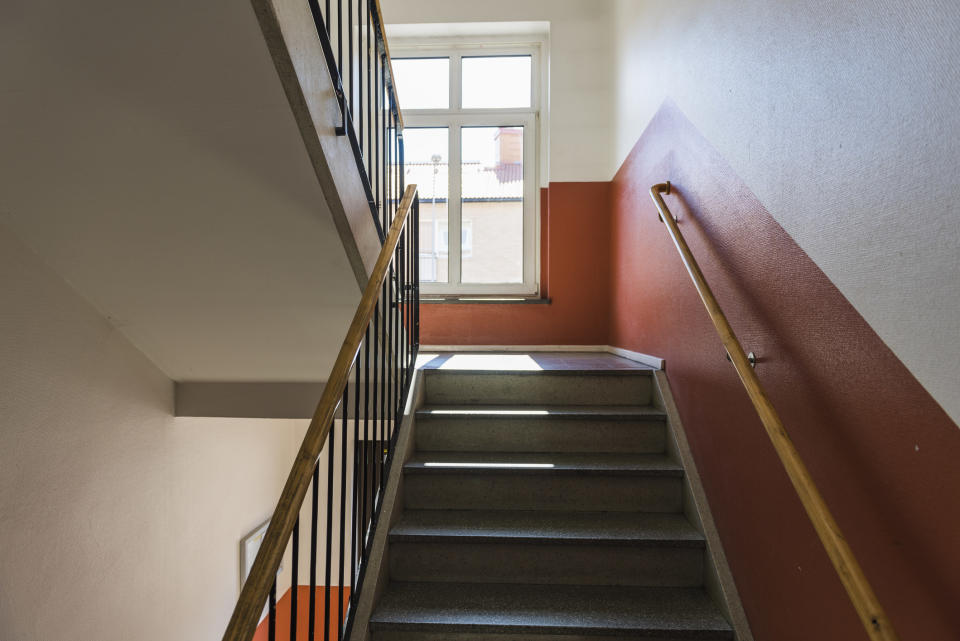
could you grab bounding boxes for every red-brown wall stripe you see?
[420,183,611,346]
[609,100,960,640]
[251,586,350,641]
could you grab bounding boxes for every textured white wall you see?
[0,224,306,640]
[610,0,960,424]
[382,0,616,182]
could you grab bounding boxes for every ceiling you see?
[0,0,362,381]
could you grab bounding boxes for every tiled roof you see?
[404,162,523,201]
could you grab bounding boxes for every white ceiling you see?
[0,0,361,381]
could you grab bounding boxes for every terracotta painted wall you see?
[609,100,960,640]
[252,586,350,641]
[420,183,611,345]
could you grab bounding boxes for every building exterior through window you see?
[391,46,540,295]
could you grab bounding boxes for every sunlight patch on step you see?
[415,353,440,368]
[423,462,555,468]
[415,353,544,370]
[423,408,550,415]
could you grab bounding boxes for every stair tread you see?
[370,582,732,636]
[390,510,703,546]
[416,404,666,420]
[423,368,653,376]
[404,451,683,476]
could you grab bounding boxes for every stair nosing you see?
[422,368,654,377]
[369,583,733,637]
[403,453,683,477]
[389,510,704,547]
[369,620,732,637]
[416,405,667,421]
[388,531,704,547]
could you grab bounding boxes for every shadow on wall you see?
[608,99,960,641]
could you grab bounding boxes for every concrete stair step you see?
[423,369,653,407]
[369,582,733,640]
[403,452,683,512]
[403,451,683,476]
[389,511,704,586]
[390,510,703,544]
[415,405,667,453]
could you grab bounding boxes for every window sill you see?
[421,296,551,305]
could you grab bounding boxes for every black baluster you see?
[308,463,319,641]
[362,326,370,545]
[338,386,348,639]
[372,301,380,500]
[269,579,277,641]
[324,423,334,641]
[388,261,395,454]
[291,517,299,641]
[351,350,360,603]
[348,0,353,120]
[358,0,364,150]
[374,52,380,229]
[379,280,386,492]
[367,8,372,182]
[414,195,420,350]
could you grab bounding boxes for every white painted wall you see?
[610,0,960,424]
[0,224,307,640]
[0,0,361,382]
[381,0,616,182]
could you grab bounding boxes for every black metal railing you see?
[307,0,404,239]
[223,188,419,641]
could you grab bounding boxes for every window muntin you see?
[394,45,539,295]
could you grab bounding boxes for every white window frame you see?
[395,44,541,296]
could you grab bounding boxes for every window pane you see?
[461,126,524,283]
[404,128,450,283]
[462,56,532,109]
[392,58,449,109]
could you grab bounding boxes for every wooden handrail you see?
[222,184,418,641]
[649,182,898,641]
[372,0,403,130]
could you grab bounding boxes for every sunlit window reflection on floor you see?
[439,354,543,370]
[415,353,439,368]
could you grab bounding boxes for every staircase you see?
[364,366,735,640]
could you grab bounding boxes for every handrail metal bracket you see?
[656,181,676,222]
[726,350,757,368]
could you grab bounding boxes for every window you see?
[393,45,540,295]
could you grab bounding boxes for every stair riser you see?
[415,417,666,453]
[372,629,732,641]
[424,372,652,406]
[389,541,704,587]
[403,474,682,512]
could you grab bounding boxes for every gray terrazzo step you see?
[389,511,704,586]
[415,405,667,453]
[403,451,683,476]
[423,369,653,406]
[369,582,733,640]
[402,453,683,512]
[389,510,703,545]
